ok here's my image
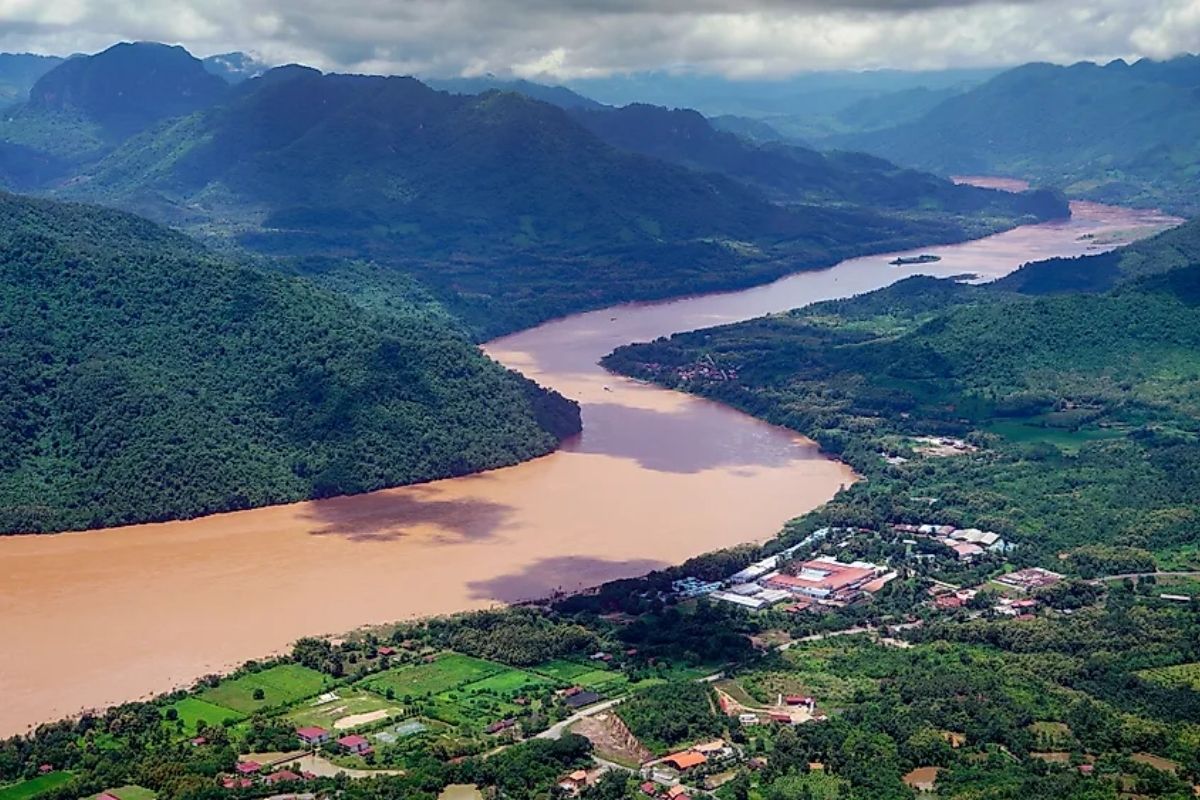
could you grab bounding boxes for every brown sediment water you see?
[0,195,1178,736]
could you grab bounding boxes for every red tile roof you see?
[338,734,370,748]
[662,751,707,770]
[265,770,303,784]
[296,726,328,739]
[235,760,261,774]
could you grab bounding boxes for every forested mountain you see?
[59,63,1066,336]
[834,54,1200,215]
[0,42,229,163]
[606,226,1200,567]
[0,192,579,534]
[425,75,604,109]
[568,102,1068,216]
[0,53,63,107]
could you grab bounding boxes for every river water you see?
[0,196,1177,735]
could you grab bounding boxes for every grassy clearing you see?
[363,654,505,699]
[984,420,1125,452]
[286,688,403,730]
[197,664,333,714]
[164,696,246,735]
[457,669,557,697]
[571,669,629,690]
[530,659,595,682]
[0,772,74,800]
[87,787,157,800]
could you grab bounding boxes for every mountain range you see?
[0,41,1063,337]
[833,55,1200,215]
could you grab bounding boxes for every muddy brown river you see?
[0,194,1177,735]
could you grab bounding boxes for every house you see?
[558,769,590,794]
[769,713,793,724]
[666,786,691,800]
[376,646,396,656]
[235,760,262,775]
[950,542,985,561]
[264,770,304,785]
[785,695,813,706]
[564,690,603,709]
[485,719,517,735]
[738,713,759,725]
[38,765,53,775]
[190,736,207,746]
[808,762,825,773]
[296,726,330,746]
[662,751,708,770]
[935,594,964,610]
[1078,764,1095,776]
[221,777,254,790]
[338,734,373,755]
[640,780,659,796]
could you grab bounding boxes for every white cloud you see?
[0,0,1195,77]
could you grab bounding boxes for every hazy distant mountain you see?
[202,51,272,83]
[708,115,794,144]
[0,190,579,534]
[0,53,63,107]
[557,67,1000,139]
[833,54,1200,215]
[568,102,1066,219]
[424,75,604,110]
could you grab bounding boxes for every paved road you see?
[1089,570,1200,584]
[536,697,625,740]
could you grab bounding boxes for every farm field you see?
[1136,662,1200,691]
[530,659,596,682]
[165,696,246,735]
[87,787,157,800]
[0,772,73,800]
[285,688,403,731]
[197,664,333,714]
[458,668,557,697]
[363,654,505,699]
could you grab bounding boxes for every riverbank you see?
[0,198,1177,737]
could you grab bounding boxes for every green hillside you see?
[60,65,1067,337]
[0,192,579,534]
[3,42,228,153]
[836,55,1200,215]
[605,234,1200,567]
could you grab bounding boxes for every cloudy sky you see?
[0,0,1196,78]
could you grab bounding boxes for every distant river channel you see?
[0,182,1179,735]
